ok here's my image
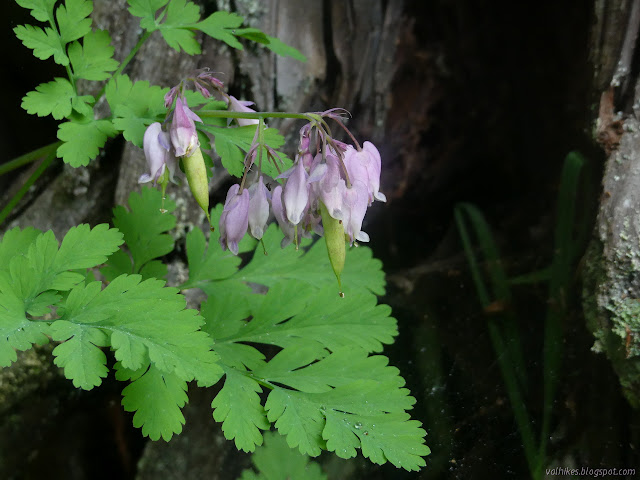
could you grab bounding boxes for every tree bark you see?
[583,0,640,407]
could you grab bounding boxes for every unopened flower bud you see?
[183,147,210,222]
[320,201,345,293]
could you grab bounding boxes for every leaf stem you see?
[0,141,61,176]
[0,151,57,226]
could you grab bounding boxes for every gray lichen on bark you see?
[584,118,640,406]
[583,0,640,407]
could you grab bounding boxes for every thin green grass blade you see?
[455,203,526,387]
[537,151,585,476]
[455,203,538,478]
[509,267,552,285]
[0,151,56,227]
[0,142,61,176]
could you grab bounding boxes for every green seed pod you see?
[183,147,211,222]
[320,201,346,295]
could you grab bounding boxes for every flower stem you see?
[0,141,61,177]
[198,110,318,122]
[0,151,57,227]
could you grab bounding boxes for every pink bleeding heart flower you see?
[219,184,250,255]
[343,141,386,204]
[170,96,202,157]
[139,122,177,185]
[227,95,259,127]
[248,176,270,239]
[271,185,296,248]
[311,153,346,220]
[342,179,370,244]
[282,159,310,225]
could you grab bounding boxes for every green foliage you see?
[157,0,202,54]
[239,431,327,480]
[193,221,386,298]
[0,183,428,469]
[183,213,427,470]
[119,364,189,441]
[105,74,167,147]
[55,0,93,44]
[11,0,427,469]
[196,10,244,50]
[16,0,57,23]
[103,186,176,279]
[0,214,222,442]
[0,224,123,366]
[201,124,291,179]
[68,30,119,81]
[15,0,305,169]
[21,77,89,120]
[56,119,116,167]
[14,23,68,65]
[127,0,306,59]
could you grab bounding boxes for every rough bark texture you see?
[583,0,640,407]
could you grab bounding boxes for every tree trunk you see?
[583,0,640,407]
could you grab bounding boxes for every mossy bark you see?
[583,0,640,407]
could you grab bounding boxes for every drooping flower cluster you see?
[139,95,202,185]
[138,69,386,288]
[218,113,386,255]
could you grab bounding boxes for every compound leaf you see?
[14,24,68,65]
[21,78,75,120]
[265,377,428,470]
[110,187,176,273]
[56,0,93,44]
[211,368,269,452]
[55,223,124,271]
[105,74,167,147]
[51,319,109,389]
[68,29,119,81]
[60,274,222,385]
[195,10,243,50]
[16,0,57,22]
[0,227,42,271]
[0,290,49,367]
[239,431,327,480]
[120,364,188,441]
[223,283,396,353]
[1,225,121,302]
[158,0,201,54]
[57,119,118,167]
[126,0,168,23]
[235,224,386,295]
